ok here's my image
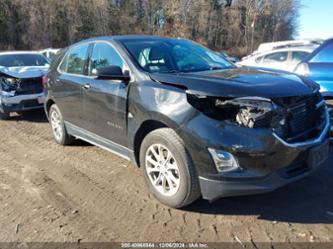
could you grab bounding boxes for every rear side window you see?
[59,44,89,75]
[311,42,333,63]
[263,52,288,63]
[291,51,309,63]
[89,42,124,75]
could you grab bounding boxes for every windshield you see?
[122,39,234,73]
[0,53,49,67]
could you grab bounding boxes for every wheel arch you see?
[45,98,56,119]
[132,119,169,168]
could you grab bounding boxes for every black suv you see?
[45,36,330,208]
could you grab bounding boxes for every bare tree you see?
[0,0,300,57]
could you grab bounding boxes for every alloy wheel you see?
[145,144,181,196]
[50,110,63,142]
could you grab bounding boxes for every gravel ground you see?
[0,110,332,244]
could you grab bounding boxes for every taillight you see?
[41,75,48,86]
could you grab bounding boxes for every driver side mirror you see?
[95,66,131,82]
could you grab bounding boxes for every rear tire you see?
[0,110,10,120]
[49,104,74,145]
[325,99,333,143]
[140,128,200,208]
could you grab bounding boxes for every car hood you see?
[0,66,48,79]
[149,67,318,98]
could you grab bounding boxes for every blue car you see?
[294,38,333,139]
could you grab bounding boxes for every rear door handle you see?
[82,84,91,90]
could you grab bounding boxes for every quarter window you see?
[263,52,288,63]
[89,43,124,75]
[59,44,89,75]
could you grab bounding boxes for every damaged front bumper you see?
[199,142,329,201]
[0,92,44,112]
[180,107,330,202]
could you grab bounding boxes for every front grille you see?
[273,93,326,143]
[16,77,43,95]
[22,99,42,108]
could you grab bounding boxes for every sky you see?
[298,0,333,39]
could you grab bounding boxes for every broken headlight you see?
[0,77,19,92]
[187,94,278,129]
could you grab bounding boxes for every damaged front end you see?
[0,76,20,97]
[0,73,46,113]
[187,91,328,145]
[185,92,329,200]
[187,94,274,128]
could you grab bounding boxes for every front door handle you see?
[82,84,91,90]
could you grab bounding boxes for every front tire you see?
[140,128,200,208]
[49,104,74,145]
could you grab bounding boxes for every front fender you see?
[127,81,196,150]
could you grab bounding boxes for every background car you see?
[39,48,60,61]
[294,38,333,139]
[0,51,49,119]
[217,51,240,63]
[237,45,318,72]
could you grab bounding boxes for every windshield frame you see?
[120,38,235,74]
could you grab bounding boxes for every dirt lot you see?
[0,110,332,243]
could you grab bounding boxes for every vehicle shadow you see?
[6,110,48,123]
[69,139,93,147]
[185,148,333,224]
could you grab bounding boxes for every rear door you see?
[53,44,90,126]
[82,42,129,146]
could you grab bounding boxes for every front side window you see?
[291,51,309,63]
[311,42,333,63]
[122,39,233,73]
[263,52,288,63]
[60,44,89,75]
[89,43,124,75]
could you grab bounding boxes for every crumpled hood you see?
[0,66,48,79]
[149,67,319,98]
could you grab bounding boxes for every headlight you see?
[0,77,19,92]
[294,63,310,77]
[187,94,275,128]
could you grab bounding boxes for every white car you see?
[39,48,60,60]
[0,51,49,119]
[237,46,318,72]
